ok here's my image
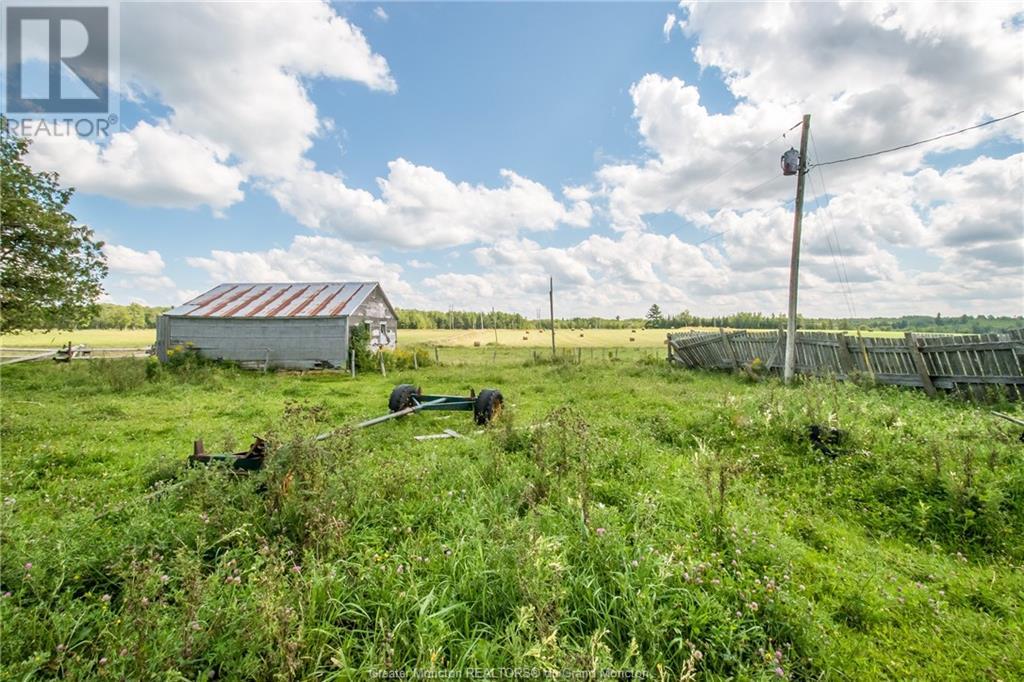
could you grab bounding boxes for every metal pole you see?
[549,277,556,358]
[350,349,356,378]
[784,113,811,384]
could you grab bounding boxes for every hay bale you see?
[630,337,635,342]
[473,341,481,347]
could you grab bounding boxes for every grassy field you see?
[0,326,914,352]
[0,328,157,350]
[1,349,1022,679]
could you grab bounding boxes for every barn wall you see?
[349,286,397,351]
[160,316,349,369]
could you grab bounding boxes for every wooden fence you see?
[667,329,1024,399]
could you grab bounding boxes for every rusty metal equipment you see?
[189,436,268,470]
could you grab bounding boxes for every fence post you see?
[856,331,874,380]
[434,346,439,364]
[836,334,856,379]
[719,328,739,371]
[904,332,937,397]
[413,350,418,370]
[379,352,387,377]
[350,349,356,378]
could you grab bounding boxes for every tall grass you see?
[1,356,1021,679]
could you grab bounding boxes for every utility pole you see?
[784,113,811,384]
[549,277,556,358]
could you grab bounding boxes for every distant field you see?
[0,328,157,350]
[0,326,919,351]
[399,327,686,348]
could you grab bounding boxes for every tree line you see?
[643,305,1023,334]
[75,304,1024,335]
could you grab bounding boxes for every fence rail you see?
[667,329,1024,399]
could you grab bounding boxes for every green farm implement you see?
[187,384,503,469]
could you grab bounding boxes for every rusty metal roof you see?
[164,282,381,318]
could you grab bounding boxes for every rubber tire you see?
[473,389,503,425]
[389,384,421,412]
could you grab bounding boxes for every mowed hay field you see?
[1,349,1022,679]
[0,326,911,352]
[0,328,679,351]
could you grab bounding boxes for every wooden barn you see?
[156,282,397,369]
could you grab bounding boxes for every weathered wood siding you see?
[667,328,1024,400]
[349,286,397,351]
[159,317,349,369]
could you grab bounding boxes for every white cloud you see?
[28,122,245,212]
[268,160,593,248]
[102,244,201,306]
[599,3,1023,227]
[662,13,677,42]
[374,6,389,21]
[185,235,413,300]
[26,1,396,211]
[103,244,165,275]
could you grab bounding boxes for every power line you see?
[811,110,1024,168]
[683,120,805,201]
[809,130,858,319]
[806,170,856,319]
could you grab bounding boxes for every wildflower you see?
[747,601,759,611]
[2,592,11,599]
[774,667,785,677]
[23,562,32,570]
[160,574,169,584]
[99,657,108,666]
[396,564,405,574]
[101,594,111,603]
[775,650,783,661]
[292,565,302,574]
[141,597,149,606]
[3,497,14,505]
[190,621,201,631]
[56,644,65,652]
[631,560,639,568]
[693,650,703,661]
[595,527,606,536]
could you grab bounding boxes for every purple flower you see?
[774,667,785,677]
[23,562,32,570]
[292,565,302,574]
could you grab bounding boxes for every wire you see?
[811,110,1024,168]
[738,172,787,198]
[809,130,858,318]
[683,120,805,201]
[806,170,857,319]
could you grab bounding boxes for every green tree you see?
[645,304,664,328]
[1,121,107,332]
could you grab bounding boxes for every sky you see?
[20,1,1024,318]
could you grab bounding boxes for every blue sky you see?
[19,1,1024,317]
